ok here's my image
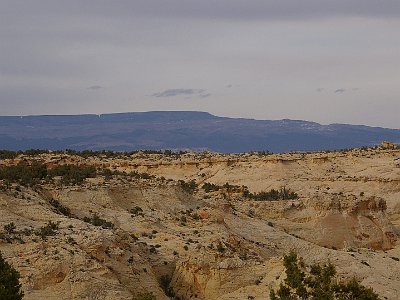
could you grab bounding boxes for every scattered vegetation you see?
[222,182,242,192]
[0,162,96,186]
[160,275,174,297]
[0,162,47,186]
[202,182,220,193]
[130,206,144,217]
[0,251,24,300]
[0,150,19,160]
[178,180,197,194]
[0,149,190,161]
[83,214,114,229]
[216,242,226,253]
[251,150,273,156]
[49,199,71,217]
[49,165,96,184]
[3,223,16,234]
[244,187,298,201]
[270,251,380,300]
[132,292,156,300]
[36,221,59,240]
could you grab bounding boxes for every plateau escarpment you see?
[0,146,399,299]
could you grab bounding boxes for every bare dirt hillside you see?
[0,147,399,299]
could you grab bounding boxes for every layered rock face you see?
[278,195,397,250]
[0,147,399,299]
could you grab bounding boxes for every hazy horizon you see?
[1,1,399,128]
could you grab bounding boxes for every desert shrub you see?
[270,251,380,300]
[3,223,16,234]
[133,292,156,300]
[178,180,197,194]
[65,149,137,158]
[160,275,174,297]
[253,150,273,156]
[216,242,225,253]
[245,187,298,201]
[49,165,96,184]
[130,206,144,217]
[101,169,113,180]
[36,221,59,240]
[222,182,241,192]
[0,162,47,186]
[84,214,113,229]
[0,251,24,300]
[0,162,97,186]
[391,257,399,261]
[0,151,18,160]
[128,171,154,180]
[22,149,50,156]
[49,199,71,217]
[191,213,200,220]
[202,182,220,193]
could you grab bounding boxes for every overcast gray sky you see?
[1,0,399,128]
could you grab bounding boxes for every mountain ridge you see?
[0,111,399,152]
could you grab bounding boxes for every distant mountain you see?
[0,111,399,153]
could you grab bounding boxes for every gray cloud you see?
[152,89,209,98]
[335,89,346,94]
[87,85,103,90]
[0,0,399,128]
[199,93,211,98]
[1,1,399,22]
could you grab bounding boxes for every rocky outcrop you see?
[279,195,397,250]
[171,254,283,300]
[1,148,400,299]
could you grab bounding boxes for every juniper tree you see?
[0,251,24,300]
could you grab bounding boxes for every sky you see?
[1,0,400,128]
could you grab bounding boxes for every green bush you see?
[49,199,71,217]
[49,165,96,185]
[130,206,144,217]
[0,251,24,300]
[270,251,380,300]
[245,187,298,201]
[222,182,240,191]
[178,180,197,194]
[0,151,18,160]
[160,275,174,297]
[3,223,16,234]
[0,162,97,186]
[0,162,47,186]
[202,182,220,193]
[36,221,59,240]
[83,214,113,229]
